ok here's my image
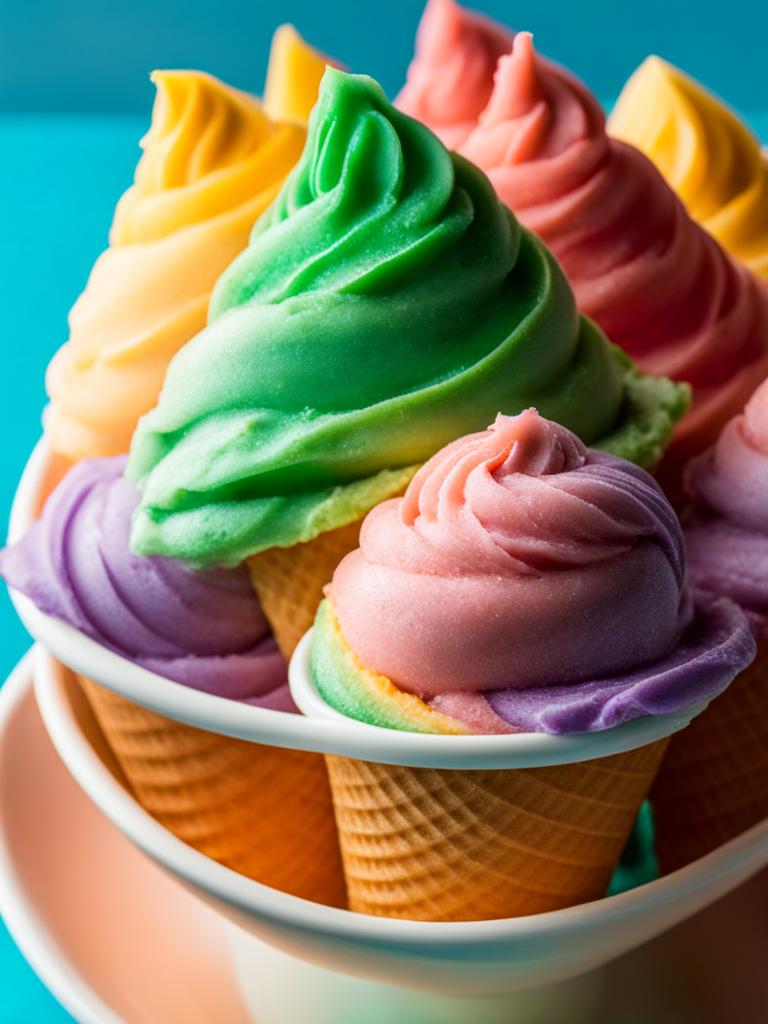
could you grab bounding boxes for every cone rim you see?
[289,628,711,768]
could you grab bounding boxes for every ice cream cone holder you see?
[9,440,768,1024]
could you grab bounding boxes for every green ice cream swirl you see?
[128,68,688,567]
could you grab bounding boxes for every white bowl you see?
[6,652,768,1024]
[1,652,604,1024]
[9,440,708,769]
[33,646,768,998]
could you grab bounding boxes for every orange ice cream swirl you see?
[263,24,335,127]
[45,70,305,461]
[609,57,768,280]
[459,34,768,468]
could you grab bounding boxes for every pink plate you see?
[0,652,250,1024]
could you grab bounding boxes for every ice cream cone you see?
[651,650,768,873]
[324,740,669,921]
[247,519,363,659]
[78,675,347,907]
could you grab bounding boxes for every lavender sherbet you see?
[0,456,292,709]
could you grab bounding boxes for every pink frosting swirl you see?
[396,0,514,150]
[458,33,768,464]
[331,411,690,697]
[687,378,768,531]
[684,379,768,635]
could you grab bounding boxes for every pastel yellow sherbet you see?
[45,70,305,461]
[264,24,333,126]
[610,56,768,278]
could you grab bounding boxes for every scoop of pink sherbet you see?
[684,379,768,636]
[396,0,514,149]
[331,411,689,696]
[459,33,768,467]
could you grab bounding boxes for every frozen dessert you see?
[609,57,768,279]
[264,23,333,126]
[313,412,752,736]
[303,412,752,920]
[396,0,514,149]
[0,456,290,705]
[457,33,768,470]
[652,378,768,870]
[0,458,345,904]
[126,68,687,654]
[45,70,305,461]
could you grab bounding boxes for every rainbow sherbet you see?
[313,413,754,734]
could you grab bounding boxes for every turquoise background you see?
[0,114,142,1024]
[1,0,767,116]
[0,1,766,1019]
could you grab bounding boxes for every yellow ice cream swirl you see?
[45,70,306,461]
[263,24,332,126]
[609,56,768,278]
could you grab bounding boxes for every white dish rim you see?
[9,439,708,770]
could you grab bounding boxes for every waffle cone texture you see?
[78,676,347,907]
[247,519,362,658]
[651,650,768,873]
[325,739,669,922]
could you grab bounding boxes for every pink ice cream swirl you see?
[396,0,514,150]
[330,412,754,733]
[684,379,768,638]
[457,33,768,466]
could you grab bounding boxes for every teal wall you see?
[1,0,766,115]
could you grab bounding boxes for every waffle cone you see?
[651,650,768,873]
[78,676,347,907]
[247,519,363,659]
[325,740,668,922]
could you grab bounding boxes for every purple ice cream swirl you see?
[684,378,768,640]
[0,456,292,709]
